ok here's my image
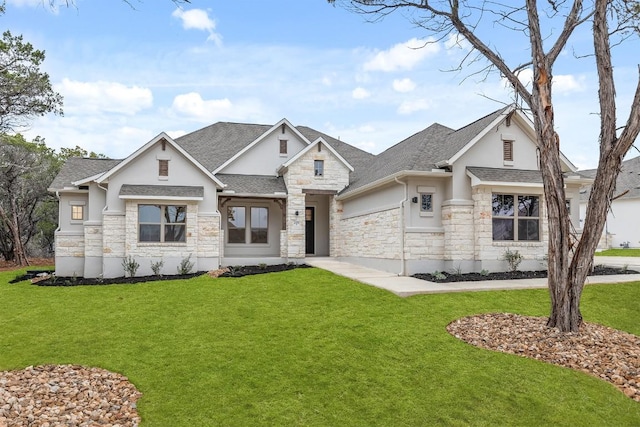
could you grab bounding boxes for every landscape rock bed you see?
[448,313,640,402]
[413,265,638,283]
[0,364,141,426]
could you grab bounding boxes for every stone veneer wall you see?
[285,192,305,259]
[404,230,445,261]
[54,231,85,277]
[83,222,103,278]
[283,142,351,260]
[442,201,475,262]
[196,212,221,271]
[472,187,548,271]
[336,208,401,259]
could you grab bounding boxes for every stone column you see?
[286,192,306,259]
[442,200,475,262]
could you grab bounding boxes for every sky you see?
[4,0,640,169]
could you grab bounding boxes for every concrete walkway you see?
[305,257,640,297]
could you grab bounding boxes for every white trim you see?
[336,170,451,201]
[119,195,204,201]
[95,133,224,188]
[214,118,311,174]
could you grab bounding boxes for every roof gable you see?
[279,137,354,173]
[213,118,311,174]
[96,133,224,188]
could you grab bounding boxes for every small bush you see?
[122,256,140,277]
[480,269,490,276]
[177,254,195,275]
[433,270,447,280]
[151,260,164,277]
[502,249,523,272]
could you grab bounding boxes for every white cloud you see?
[397,99,430,115]
[352,87,370,99]
[172,92,232,121]
[553,74,586,93]
[166,129,188,139]
[56,79,153,115]
[172,8,222,45]
[501,69,585,94]
[392,78,416,93]
[364,37,440,72]
[170,92,265,123]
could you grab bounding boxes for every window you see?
[139,205,186,242]
[227,206,269,244]
[71,205,84,221]
[279,139,287,155]
[227,206,246,243]
[492,194,540,241]
[503,140,513,161]
[314,160,324,176]
[159,159,169,177]
[420,193,433,213]
[251,207,268,243]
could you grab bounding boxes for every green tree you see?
[0,134,59,265]
[331,0,640,331]
[0,30,63,133]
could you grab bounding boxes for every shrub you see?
[177,254,195,275]
[502,249,523,272]
[432,271,447,280]
[122,256,140,277]
[480,269,490,276]
[151,260,164,277]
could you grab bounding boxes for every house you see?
[579,155,640,249]
[49,105,589,278]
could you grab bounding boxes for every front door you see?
[305,207,315,255]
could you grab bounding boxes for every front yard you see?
[1,267,639,426]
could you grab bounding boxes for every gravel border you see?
[0,365,141,426]
[447,313,640,402]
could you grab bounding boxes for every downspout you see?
[394,177,408,276]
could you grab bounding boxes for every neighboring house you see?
[579,155,640,249]
[49,105,588,278]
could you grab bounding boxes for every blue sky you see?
[5,0,639,169]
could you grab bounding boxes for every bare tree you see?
[330,0,640,332]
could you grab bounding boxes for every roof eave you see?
[337,169,451,201]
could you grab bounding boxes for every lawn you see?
[1,267,639,426]
[596,248,640,257]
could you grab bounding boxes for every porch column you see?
[442,199,475,265]
[285,191,306,259]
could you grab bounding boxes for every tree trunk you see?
[0,201,29,266]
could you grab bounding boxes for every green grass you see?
[597,248,640,257]
[1,267,639,426]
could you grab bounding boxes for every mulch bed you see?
[448,313,640,402]
[413,265,638,283]
[8,264,312,286]
[218,263,311,277]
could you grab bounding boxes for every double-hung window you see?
[139,205,186,242]
[492,194,540,241]
[314,160,324,176]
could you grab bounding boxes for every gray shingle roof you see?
[341,106,510,194]
[49,157,122,190]
[217,174,286,195]
[175,122,271,172]
[580,155,640,201]
[467,167,543,184]
[119,184,204,198]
